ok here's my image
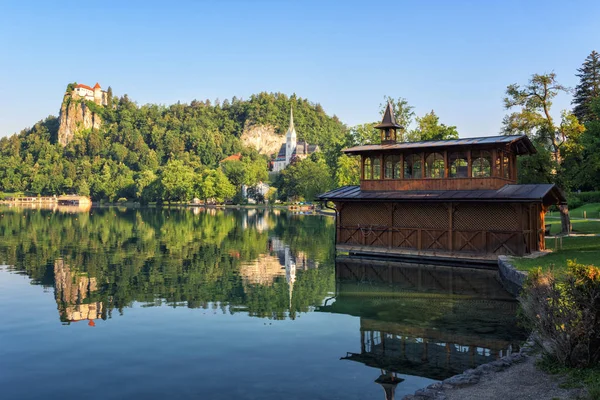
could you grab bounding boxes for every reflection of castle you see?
[54,259,104,324]
[319,259,525,397]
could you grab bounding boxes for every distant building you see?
[220,153,242,163]
[272,107,320,172]
[72,82,108,106]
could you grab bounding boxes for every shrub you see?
[117,197,128,203]
[519,260,600,367]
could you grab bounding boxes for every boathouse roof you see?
[343,134,536,155]
[317,183,566,205]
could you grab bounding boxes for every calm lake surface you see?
[0,206,526,400]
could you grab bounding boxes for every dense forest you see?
[1,50,599,204]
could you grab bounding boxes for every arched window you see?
[363,157,372,179]
[404,154,422,179]
[472,151,491,177]
[425,153,445,178]
[373,156,381,180]
[449,152,468,178]
[394,156,402,179]
[384,156,394,179]
[384,155,401,179]
[503,154,511,179]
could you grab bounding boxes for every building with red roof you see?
[72,82,107,106]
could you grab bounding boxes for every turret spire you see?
[375,102,403,144]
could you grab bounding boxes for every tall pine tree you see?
[573,50,600,123]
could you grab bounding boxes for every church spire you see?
[289,105,295,131]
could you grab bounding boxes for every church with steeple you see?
[271,106,320,172]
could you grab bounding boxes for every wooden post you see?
[421,152,426,179]
[448,202,453,251]
[400,153,404,179]
[360,156,364,180]
[444,150,449,178]
[492,149,497,177]
[360,330,365,353]
[388,203,393,249]
[467,150,472,178]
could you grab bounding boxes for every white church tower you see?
[285,106,297,165]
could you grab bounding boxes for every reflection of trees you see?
[0,207,335,322]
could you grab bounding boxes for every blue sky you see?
[0,0,598,138]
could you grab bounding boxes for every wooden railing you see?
[337,225,528,256]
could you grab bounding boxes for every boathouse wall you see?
[334,201,545,257]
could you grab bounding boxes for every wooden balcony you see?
[361,177,516,191]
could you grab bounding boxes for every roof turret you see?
[375,102,403,129]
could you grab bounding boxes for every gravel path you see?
[444,355,583,400]
[403,352,586,400]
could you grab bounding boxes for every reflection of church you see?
[238,234,320,317]
[319,259,525,398]
[54,259,105,325]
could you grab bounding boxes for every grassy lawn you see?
[537,355,600,400]
[512,236,600,272]
[544,216,600,235]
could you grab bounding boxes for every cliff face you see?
[57,97,102,147]
[240,124,283,156]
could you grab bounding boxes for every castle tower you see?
[93,83,102,104]
[285,106,297,165]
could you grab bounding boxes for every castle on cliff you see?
[72,83,108,106]
[271,107,319,172]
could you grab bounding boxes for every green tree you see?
[77,179,90,196]
[409,111,459,141]
[278,154,333,201]
[335,154,360,186]
[503,73,585,233]
[573,50,600,123]
[160,160,195,202]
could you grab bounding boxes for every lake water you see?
[0,206,526,400]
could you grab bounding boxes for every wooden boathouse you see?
[317,103,566,263]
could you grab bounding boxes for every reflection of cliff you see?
[54,259,104,323]
[239,254,286,285]
[319,259,526,385]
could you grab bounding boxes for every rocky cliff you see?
[240,124,283,156]
[57,97,102,147]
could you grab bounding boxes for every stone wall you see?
[497,255,528,297]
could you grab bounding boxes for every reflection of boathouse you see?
[319,259,525,383]
[317,104,566,261]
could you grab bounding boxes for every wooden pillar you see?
[467,150,472,178]
[388,203,393,249]
[360,156,364,180]
[361,330,365,353]
[421,152,426,178]
[448,202,453,251]
[444,150,449,178]
[518,203,525,256]
[400,153,404,179]
[492,149,497,177]
[540,204,546,251]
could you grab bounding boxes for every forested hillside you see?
[2,49,599,205]
[0,91,348,202]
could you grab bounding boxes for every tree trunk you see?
[559,204,571,234]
